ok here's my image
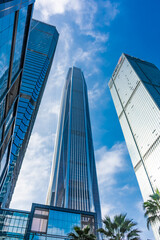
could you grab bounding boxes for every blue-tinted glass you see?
[1,19,58,208]
[0,144,9,177]
[0,12,14,97]
[0,209,29,238]
[0,126,2,143]
[5,103,14,134]
[0,98,6,126]
[47,210,80,236]
[11,6,28,82]
[46,67,102,229]
[137,61,160,86]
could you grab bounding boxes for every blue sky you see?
[10,0,160,239]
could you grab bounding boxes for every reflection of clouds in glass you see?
[0,11,14,96]
[47,210,81,236]
[11,6,28,82]
[48,226,66,236]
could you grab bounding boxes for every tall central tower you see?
[47,67,102,227]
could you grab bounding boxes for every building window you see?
[31,208,49,233]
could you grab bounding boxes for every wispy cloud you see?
[96,143,127,187]
[136,200,144,214]
[104,0,120,25]
[35,0,81,21]
[95,143,129,218]
[49,23,73,88]
[11,0,121,218]
[88,82,107,108]
[10,132,55,210]
[101,202,115,218]
[74,0,97,31]
[86,31,109,43]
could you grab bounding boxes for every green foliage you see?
[68,225,96,240]
[98,213,141,240]
[143,188,160,229]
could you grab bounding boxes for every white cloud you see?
[72,48,94,65]
[74,0,97,31]
[101,202,116,218]
[11,0,121,215]
[10,132,55,210]
[96,143,127,187]
[35,0,81,20]
[88,82,107,108]
[104,0,120,25]
[49,101,61,116]
[86,31,109,43]
[50,23,73,88]
[136,200,144,214]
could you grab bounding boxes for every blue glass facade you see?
[0,203,97,239]
[0,19,59,207]
[0,208,29,239]
[0,0,34,206]
[27,204,97,240]
[47,67,102,229]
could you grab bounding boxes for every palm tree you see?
[143,188,160,229]
[68,225,96,240]
[98,213,141,240]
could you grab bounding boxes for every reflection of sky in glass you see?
[11,6,28,83]
[0,99,5,127]
[0,209,28,237]
[0,144,9,177]
[47,210,81,236]
[0,12,14,97]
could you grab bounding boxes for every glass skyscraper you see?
[47,67,102,229]
[109,53,160,239]
[0,203,97,239]
[0,19,59,208]
[0,0,34,206]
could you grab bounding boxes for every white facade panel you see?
[144,141,160,191]
[110,84,123,116]
[114,58,140,107]
[125,82,160,156]
[109,54,160,240]
[135,165,153,201]
[119,113,141,167]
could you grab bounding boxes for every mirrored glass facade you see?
[0,0,34,206]
[109,53,160,240]
[0,203,97,239]
[0,208,29,239]
[0,19,59,208]
[27,204,97,240]
[46,67,102,230]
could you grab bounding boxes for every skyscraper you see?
[0,19,59,207]
[47,67,102,229]
[108,53,160,239]
[0,0,34,205]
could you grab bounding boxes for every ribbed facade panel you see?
[47,67,102,229]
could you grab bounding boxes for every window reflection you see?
[0,144,9,177]
[0,12,14,97]
[11,6,28,83]
[47,210,81,236]
[0,209,29,238]
[31,208,49,233]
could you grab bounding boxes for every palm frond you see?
[98,213,141,240]
[143,189,160,229]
